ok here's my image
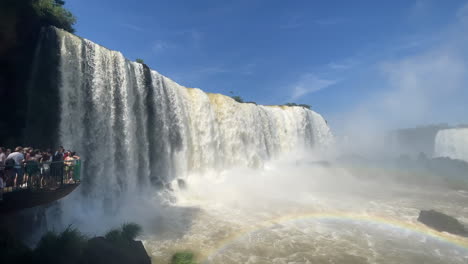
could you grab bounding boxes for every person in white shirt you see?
[7,147,25,187]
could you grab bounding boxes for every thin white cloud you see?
[290,74,337,100]
[377,48,466,125]
[152,40,168,53]
[338,1,468,142]
[327,59,356,70]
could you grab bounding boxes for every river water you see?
[142,162,468,264]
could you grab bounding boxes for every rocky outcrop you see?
[418,210,467,236]
[82,237,151,264]
[0,223,151,264]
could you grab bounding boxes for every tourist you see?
[24,147,31,161]
[0,147,6,170]
[71,152,81,183]
[40,150,51,187]
[52,146,65,183]
[46,149,53,161]
[53,146,64,161]
[71,152,80,160]
[25,150,41,188]
[0,145,80,188]
[64,151,75,183]
[4,155,15,187]
[23,148,33,186]
[7,147,25,188]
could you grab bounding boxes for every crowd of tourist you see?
[0,146,81,195]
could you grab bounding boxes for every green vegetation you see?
[32,0,77,33]
[231,95,244,103]
[136,58,145,64]
[34,227,87,263]
[284,102,311,109]
[171,251,197,264]
[0,0,76,34]
[0,223,149,264]
[105,222,142,243]
[228,90,258,104]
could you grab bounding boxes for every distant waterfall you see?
[434,128,468,162]
[54,27,333,198]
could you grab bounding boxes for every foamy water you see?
[143,162,468,264]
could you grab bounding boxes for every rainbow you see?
[200,212,468,263]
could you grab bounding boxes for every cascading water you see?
[434,128,468,162]
[55,27,333,199]
[32,28,468,264]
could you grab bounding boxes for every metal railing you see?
[0,159,81,193]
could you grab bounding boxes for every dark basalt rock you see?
[418,210,467,236]
[82,237,151,264]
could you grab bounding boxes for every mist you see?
[31,3,468,264]
[325,3,468,159]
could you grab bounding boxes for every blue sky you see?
[66,0,468,132]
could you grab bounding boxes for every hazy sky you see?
[66,0,468,132]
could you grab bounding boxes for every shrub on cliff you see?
[298,103,311,109]
[0,223,149,264]
[32,0,76,33]
[105,222,142,243]
[171,251,197,264]
[284,102,311,109]
[231,95,244,103]
[0,0,76,34]
[34,227,87,264]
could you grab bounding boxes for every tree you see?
[136,58,145,64]
[298,104,311,109]
[231,95,244,103]
[32,0,77,33]
[283,102,311,109]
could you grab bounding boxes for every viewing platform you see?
[0,160,81,214]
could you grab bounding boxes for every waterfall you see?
[434,128,468,162]
[54,27,333,199]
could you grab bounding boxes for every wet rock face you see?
[82,237,151,264]
[418,210,467,236]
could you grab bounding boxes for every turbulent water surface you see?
[141,162,468,264]
[46,28,468,264]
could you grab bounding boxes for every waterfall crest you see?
[434,128,468,162]
[54,27,333,197]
